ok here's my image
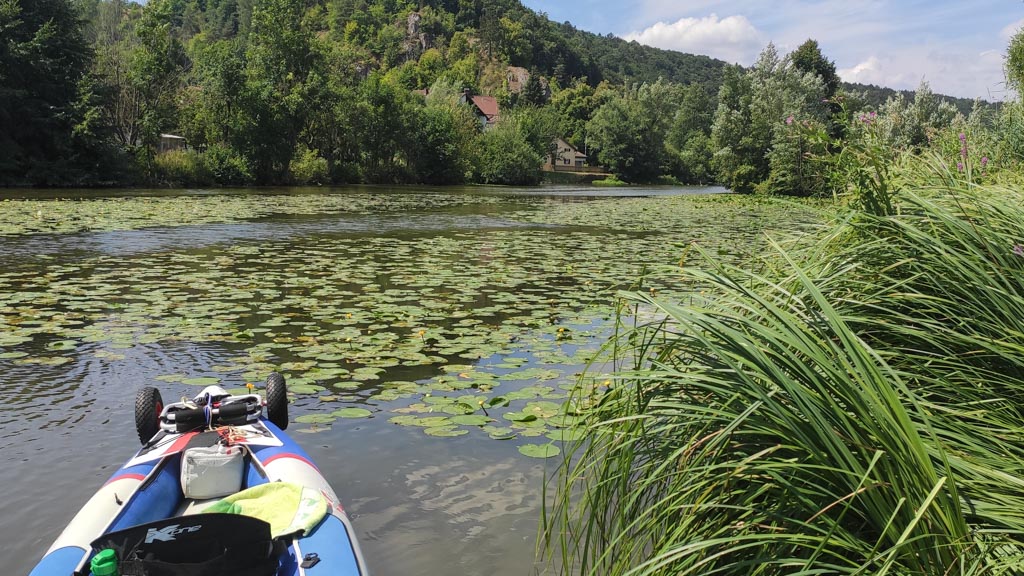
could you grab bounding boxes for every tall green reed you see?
[544,161,1024,575]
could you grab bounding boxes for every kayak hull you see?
[29,419,368,576]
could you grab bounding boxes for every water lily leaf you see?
[389,415,421,426]
[0,352,29,359]
[451,415,493,426]
[524,401,562,418]
[486,396,510,408]
[423,426,468,437]
[332,407,372,419]
[483,426,517,440]
[295,414,334,425]
[156,373,187,383]
[518,443,561,459]
[503,412,537,423]
[288,384,325,394]
[182,377,221,386]
[15,356,73,366]
[47,340,78,351]
[389,415,451,428]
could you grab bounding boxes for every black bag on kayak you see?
[90,513,283,576]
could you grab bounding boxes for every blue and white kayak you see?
[29,374,369,576]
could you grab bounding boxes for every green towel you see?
[206,482,328,537]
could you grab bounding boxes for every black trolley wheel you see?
[135,387,164,444]
[266,372,288,430]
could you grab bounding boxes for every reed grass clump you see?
[545,160,1024,575]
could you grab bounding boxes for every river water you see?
[0,184,815,576]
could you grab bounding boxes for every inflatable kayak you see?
[29,373,369,576]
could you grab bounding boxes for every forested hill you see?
[89,0,982,108]
[2,0,997,187]
[99,0,729,88]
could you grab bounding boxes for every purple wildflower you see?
[957,162,964,172]
[981,156,989,167]
[786,115,794,125]
[1014,244,1024,257]
[959,133,967,143]
[961,146,968,158]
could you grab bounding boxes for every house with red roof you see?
[412,88,500,130]
[468,94,499,129]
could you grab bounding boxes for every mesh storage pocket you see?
[180,445,244,500]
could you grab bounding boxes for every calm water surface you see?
[0,184,814,576]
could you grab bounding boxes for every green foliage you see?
[791,39,839,97]
[353,74,421,183]
[290,146,329,184]
[665,84,715,184]
[154,149,212,185]
[997,101,1024,168]
[874,81,958,152]
[202,143,252,185]
[711,44,833,195]
[474,122,542,185]
[0,0,93,185]
[545,165,1024,575]
[1005,28,1024,92]
[4,0,1009,189]
[587,79,677,183]
[409,101,476,184]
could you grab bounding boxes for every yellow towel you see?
[206,482,328,537]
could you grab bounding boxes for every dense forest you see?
[0,0,1014,190]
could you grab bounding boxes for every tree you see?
[710,65,757,193]
[474,122,543,185]
[710,44,827,195]
[0,0,93,184]
[666,83,715,184]
[236,0,317,182]
[1007,27,1024,92]
[875,81,958,152]
[587,79,678,183]
[409,78,479,184]
[791,39,839,98]
[521,69,547,106]
[352,74,420,182]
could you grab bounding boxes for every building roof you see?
[470,95,500,123]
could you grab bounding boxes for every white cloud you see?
[622,14,763,65]
[1001,18,1024,41]
[838,47,1008,101]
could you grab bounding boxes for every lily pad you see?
[518,443,561,459]
[332,408,372,419]
[503,412,538,423]
[294,414,334,425]
[423,426,469,437]
[483,426,517,440]
[451,415,493,426]
[182,377,221,386]
[46,340,79,351]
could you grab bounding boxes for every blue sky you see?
[520,0,1023,100]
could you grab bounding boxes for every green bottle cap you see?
[90,548,119,576]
